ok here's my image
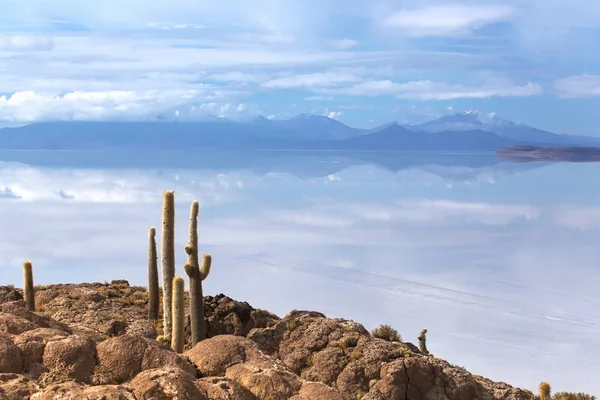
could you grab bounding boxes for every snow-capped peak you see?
[416,109,519,133]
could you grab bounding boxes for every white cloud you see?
[324,110,343,119]
[330,39,358,49]
[0,35,55,51]
[0,90,247,122]
[552,206,600,230]
[554,74,600,98]
[304,96,335,101]
[383,4,515,36]
[208,72,268,83]
[261,72,359,89]
[338,79,542,100]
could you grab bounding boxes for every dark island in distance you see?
[1,109,599,163]
[496,145,600,162]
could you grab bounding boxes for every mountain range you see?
[1,110,599,151]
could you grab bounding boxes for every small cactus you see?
[539,382,551,400]
[418,328,429,355]
[23,260,35,311]
[147,227,159,321]
[161,190,175,342]
[183,200,212,346]
[171,276,185,353]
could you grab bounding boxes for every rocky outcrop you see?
[0,282,534,400]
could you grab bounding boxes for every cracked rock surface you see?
[0,282,534,400]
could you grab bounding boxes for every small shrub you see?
[553,393,596,400]
[371,324,401,342]
[350,349,363,361]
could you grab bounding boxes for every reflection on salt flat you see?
[0,151,599,394]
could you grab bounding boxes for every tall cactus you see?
[184,200,212,346]
[147,226,159,321]
[161,190,175,341]
[171,276,185,353]
[418,328,429,355]
[23,260,35,311]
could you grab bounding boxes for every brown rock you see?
[0,313,38,335]
[289,381,346,400]
[94,334,196,384]
[80,385,136,399]
[0,301,71,333]
[0,373,38,399]
[0,334,23,374]
[33,381,86,399]
[13,328,69,372]
[300,346,348,385]
[127,368,207,400]
[226,363,302,400]
[196,376,257,400]
[184,335,273,377]
[42,335,97,383]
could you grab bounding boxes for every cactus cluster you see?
[147,190,213,353]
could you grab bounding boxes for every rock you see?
[42,335,97,383]
[32,381,86,399]
[94,334,196,385]
[184,335,273,377]
[300,346,348,385]
[0,334,23,374]
[226,363,302,400]
[126,368,207,400]
[0,287,23,303]
[0,373,38,399]
[14,328,69,373]
[126,320,156,339]
[196,376,257,400]
[0,284,540,400]
[289,381,346,400]
[0,302,71,334]
[0,313,38,335]
[79,384,136,399]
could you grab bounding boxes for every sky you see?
[1,154,600,394]
[1,0,600,134]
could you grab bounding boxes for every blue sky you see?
[1,0,600,134]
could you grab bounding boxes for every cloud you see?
[330,39,358,49]
[336,79,542,100]
[552,206,600,230]
[304,96,335,101]
[0,35,55,51]
[261,72,359,89]
[554,74,600,98]
[324,110,343,119]
[0,90,251,122]
[382,4,515,37]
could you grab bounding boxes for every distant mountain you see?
[250,113,365,140]
[410,110,600,146]
[334,124,514,151]
[1,111,599,151]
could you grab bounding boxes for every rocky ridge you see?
[0,281,535,400]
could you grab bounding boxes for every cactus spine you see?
[161,190,175,341]
[23,260,35,311]
[148,227,159,321]
[418,328,429,355]
[171,276,185,353]
[184,200,212,346]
